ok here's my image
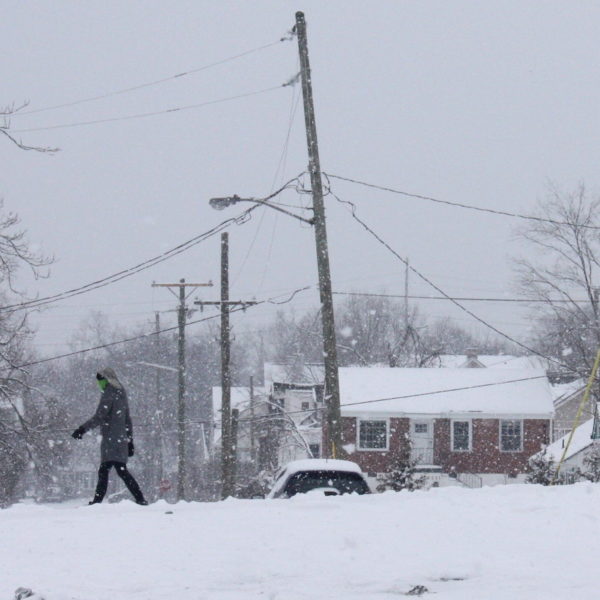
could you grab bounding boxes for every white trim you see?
[499,419,524,452]
[451,419,472,452]
[356,418,389,452]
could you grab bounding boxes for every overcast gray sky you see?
[2,1,599,357]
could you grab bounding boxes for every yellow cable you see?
[552,348,600,484]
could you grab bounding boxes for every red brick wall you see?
[435,418,549,474]
[342,416,550,475]
[342,417,409,473]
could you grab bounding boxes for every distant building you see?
[551,380,586,441]
[542,417,599,477]
[338,366,554,489]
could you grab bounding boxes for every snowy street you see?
[2,483,598,600]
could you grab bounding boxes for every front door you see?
[410,420,434,465]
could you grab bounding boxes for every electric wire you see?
[258,73,303,293]
[329,187,575,374]
[326,173,600,231]
[13,285,313,370]
[12,37,291,118]
[33,372,563,435]
[231,71,301,287]
[10,85,286,133]
[0,176,303,315]
[332,291,594,304]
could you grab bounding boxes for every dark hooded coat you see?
[81,367,132,464]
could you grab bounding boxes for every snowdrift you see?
[1,483,597,599]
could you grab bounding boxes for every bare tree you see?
[514,184,600,376]
[1,102,58,153]
[0,207,52,504]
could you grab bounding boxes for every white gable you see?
[211,386,264,416]
[339,367,554,418]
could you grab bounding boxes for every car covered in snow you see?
[267,459,371,499]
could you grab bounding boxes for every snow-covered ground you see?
[2,483,598,599]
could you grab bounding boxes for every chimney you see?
[465,348,478,361]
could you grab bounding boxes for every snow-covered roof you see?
[211,386,264,416]
[551,379,585,406]
[544,418,595,461]
[435,354,549,369]
[339,367,554,418]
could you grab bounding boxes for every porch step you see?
[415,464,443,473]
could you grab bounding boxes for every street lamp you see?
[208,11,343,461]
[210,195,314,226]
[209,191,343,459]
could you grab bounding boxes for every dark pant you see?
[92,461,146,504]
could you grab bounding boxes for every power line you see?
[231,76,302,287]
[14,285,312,370]
[1,176,302,315]
[330,189,575,373]
[332,291,593,304]
[31,371,572,434]
[12,37,291,118]
[325,173,600,231]
[9,85,286,134]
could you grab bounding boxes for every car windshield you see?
[283,470,370,497]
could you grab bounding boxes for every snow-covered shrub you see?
[525,448,557,485]
[376,444,426,492]
[581,444,600,482]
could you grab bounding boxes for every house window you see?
[451,420,471,451]
[500,420,523,452]
[358,420,388,450]
[414,423,428,434]
[309,443,320,458]
[301,402,310,411]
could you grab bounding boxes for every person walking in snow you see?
[71,367,148,505]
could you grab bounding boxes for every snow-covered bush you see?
[581,444,600,482]
[525,448,557,485]
[376,444,426,492]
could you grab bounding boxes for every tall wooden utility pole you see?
[404,258,410,327]
[152,279,213,501]
[295,11,342,458]
[220,234,232,499]
[154,312,164,488]
[249,375,255,462]
[194,232,256,499]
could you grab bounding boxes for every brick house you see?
[338,367,554,488]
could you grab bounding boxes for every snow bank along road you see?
[2,483,598,600]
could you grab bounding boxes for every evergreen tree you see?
[525,448,558,485]
[376,442,426,492]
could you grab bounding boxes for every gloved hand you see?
[71,426,86,440]
[128,440,135,457]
